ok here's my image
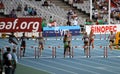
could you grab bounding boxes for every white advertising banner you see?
[86,24,120,34]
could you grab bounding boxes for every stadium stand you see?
[0,0,90,26]
[65,0,120,24]
[0,0,120,24]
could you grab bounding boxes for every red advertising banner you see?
[0,18,42,32]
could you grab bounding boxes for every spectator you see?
[42,0,49,6]
[67,9,74,20]
[41,18,47,31]
[3,47,13,74]
[47,20,57,27]
[9,9,17,18]
[27,7,37,16]
[116,13,120,20]
[51,20,57,27]
[85,19,93,25]
[71,18,78,26]
[34,9,37,15]
[23,5,29,16]
[24,5,28,11]
[93,10,99,21]
[71,11,77,19]
[0,48,3,74]
[66,20,71,26]
[49,16,53,23]
[47,0,52,6]
[74,0,77,3]
[0,1,4,9]
[23,10,29,16]
[30,8,37,16]
[16,4,22,11]
[11,49,17,74]
[68,0,73,6]
[78,0,83,3]
[27,7,32,15]
[96,16,104,25]
[32,8,37,16]
[104,19,108,24]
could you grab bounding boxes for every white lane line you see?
[50,58,118,74]
[20,55,120,59]
[91,58,120,67]
[40,59,100,74]
[21,59,78,74]
[74,58,120,73]
[64,59,120,73]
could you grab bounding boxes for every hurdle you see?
[17,44,117,59]
[35,46,37,59]
[45,32,48,40]
[53,45,105,58]
[52,46,56,58]
[71,47,74,58]
[71,46,91,58]
[19,47,23,58]
[71,45,109,58]
[86,46,91,58]
[104,46,108,58]
[28,46,57,59]
[37,46,43,58]
[19,46,26,58]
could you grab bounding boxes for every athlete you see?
[108,31,116,50]
[6,32,19,45]
[36,32,44,56]
[89,30,95,49]
[66,30,72,44]
[65,30,72,50]
[19,33,28,57]
[63,34,71,58]
[82,32,89,56]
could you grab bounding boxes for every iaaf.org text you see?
[0,18,42,32]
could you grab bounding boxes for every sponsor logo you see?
[0,18,42,32]
[91,25,117,33]
[54,27,69,36]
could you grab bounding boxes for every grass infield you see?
[16,63,50,74]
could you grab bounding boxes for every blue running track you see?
[1,34,120,74]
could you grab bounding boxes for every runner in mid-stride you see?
[63,34,71,58]
[89,30,95,49]
[6,32,19,45]
[108,31,116,50]
[20,33,28,57]
[36,32,44,57]
[82,32,89,56]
